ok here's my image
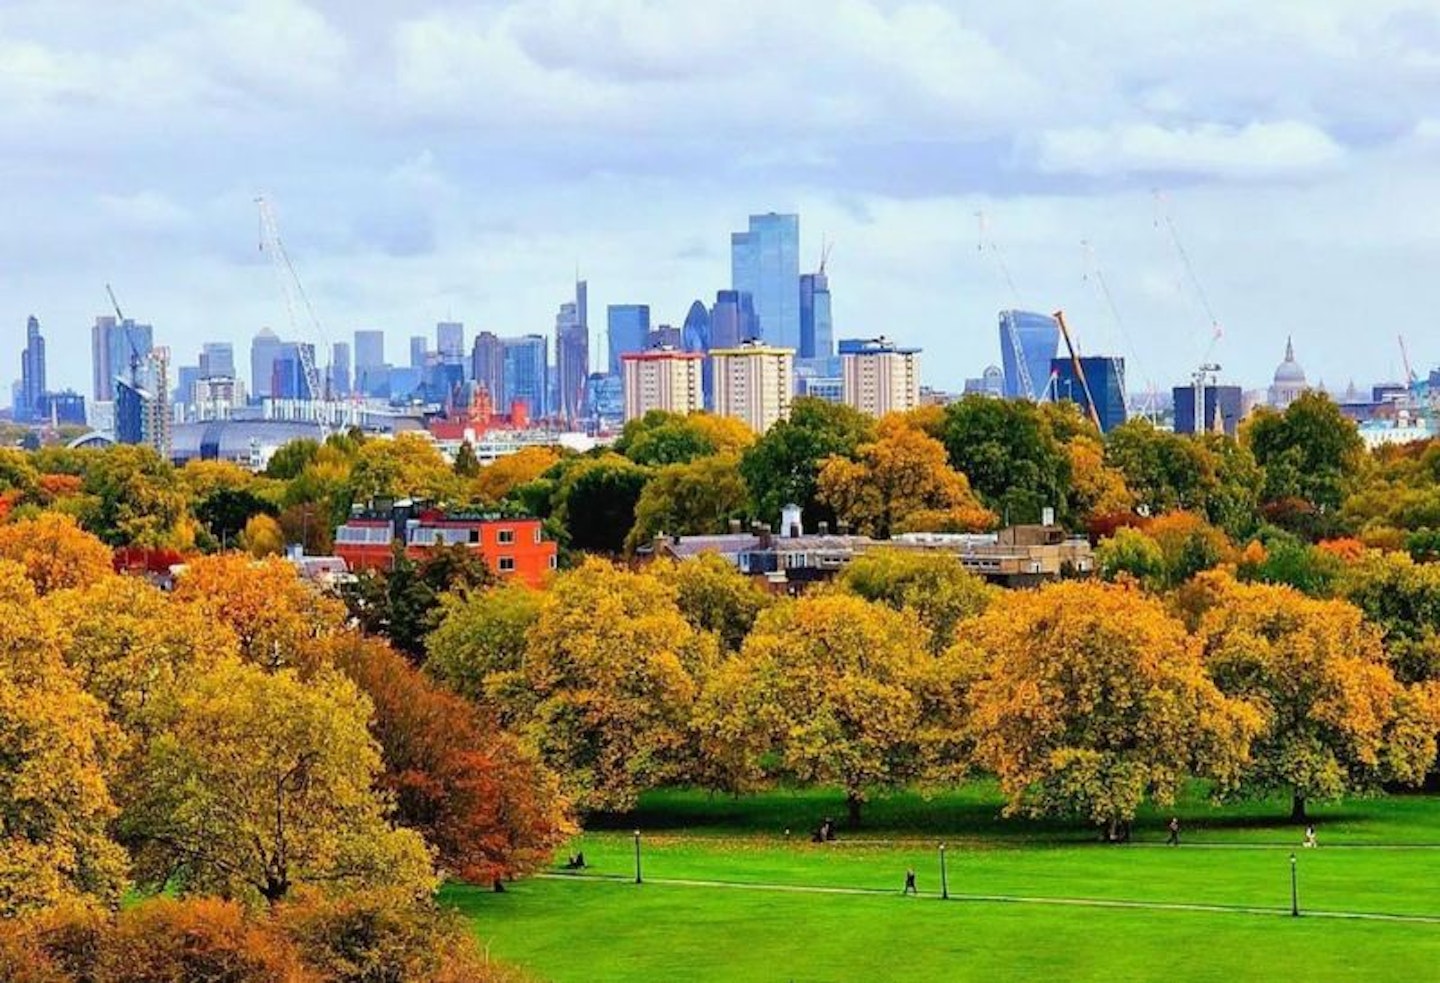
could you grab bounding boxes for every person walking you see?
[903,869,918,896]
[1166,816,1180,846]
[1304,825,1317,848]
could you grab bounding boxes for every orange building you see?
[334,504,556,587]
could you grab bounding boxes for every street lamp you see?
[1289,853,1299,917]
[939,843,949,900]
[634,830,643,885]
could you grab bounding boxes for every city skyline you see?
[3,3,1438,396]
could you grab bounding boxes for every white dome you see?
[1273,337,1306,386]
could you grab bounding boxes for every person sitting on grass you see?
[1304,825,1317,848]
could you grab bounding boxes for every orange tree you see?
[959,580,1257,840]
[0,513,114,595]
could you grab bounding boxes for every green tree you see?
[739,397,875,526]
[938,395,1070,525]
[615,411,716,466]
[1244,391,1364,522]
[78,445,191,548]
[453,441,481,479]
[838,549,995,654]
[625,454,749,552]
[551,453,650,554]
[195,488,279,548]
[341,544,494,662]
[425,583,546,713]
[1339,551,1440,684]
[265,439,321,480]
[1095,527,1166,588]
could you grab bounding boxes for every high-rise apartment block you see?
[710,340,794,434]
[621,348,704,421]
[731,212,800,350]
[839,337,921,418]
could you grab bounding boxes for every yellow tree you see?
[241,514,286,558]
[519,559,717,812]
[1194,572,1438,820]
[347,433,458,504]
[171,554,345,670]
[0,512,114,595]
[697,594,931,824]
[0,562,129,914]
[1068,435,1136,521]
[961,581,1257,839]
[425,582,547,716]
[625,454,750,552]
[469,446,562,504]
[838,549,996,655]
[816,418,995,538]
[124,659,435,905]
[665,553,772,653]
[687,413,756,456]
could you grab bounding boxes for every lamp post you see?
[1289,853,1299,917]
[634,830,643,885]
[939,843,949,901]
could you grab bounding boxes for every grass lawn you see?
[448,784,1440,982]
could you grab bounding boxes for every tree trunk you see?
[846,792,863,828]
[1291,794,1307,823]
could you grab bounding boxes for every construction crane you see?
[104,283,144,389]
[977,211,1039,401]
[1399,334,1417,387]
[1080,239,1135,423]
[255,196,328,425]
[1153,190,1224,362]
[1052,309,1102,431]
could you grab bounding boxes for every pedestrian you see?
[1166,816,1180,846]
[1304,825,1317,848]
[903,869,917,896]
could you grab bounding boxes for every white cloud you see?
[1034,121,1347,180]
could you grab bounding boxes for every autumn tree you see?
[517,559,716,811]
[76,445,192,549]
[340,544,495,662]
[1339,551,1440,684]
[0,512,114,594]
[0,563,129,914]
[125,659,434,904]
[739,397,875,526]
[266,439,323,480]
[666,553,772,653]
[939,395,1071,525]
[1144,511,1234,587]
[960,581,1257,839]
[347,433,458,505]
[332,637,571,887]
[1067,434,1135,522]
[470,446,562,505]
[697,594,931,824]
[1244,392,1364,526]
[1095,527,1166,589]
[625,454,749,552]
[242,514,286,557]
[195,488,279,549]
[425,583,546,713]
[453,441,481,479]
[1194,573,1436,820]
[816,418,996,538]
[838,549,995,654]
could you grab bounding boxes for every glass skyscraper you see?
[606,304,651,376]
[731,213,800,350]
[799,270,832,360]
[502,334,549,417]
[1051,356,1126,434]
[998,310,1060,400]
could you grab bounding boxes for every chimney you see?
[1042,506,1056,527]
[758,524,772,549]
[837,519,850,536]
[729,518,742,534]
[818,521,829,535]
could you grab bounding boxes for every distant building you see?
[334,502,557,588]
[93,316,153,403]
[799,269,833,360]
[18,316,45,422]
[116,347,171,457]
[839,337,920,418]
[329,341,352,397]
[502,335,548,417]
[681,300,711,352]
[199,342,235,380]
[1268,337,1308,409]
[353,330,386,394]
[1173,384,1244,436]
[998,310,1060,401]
[622,348,704,421]
[471,332,505,407]
[250,328,284,400]
[409,335,428,370]
[731,212,800,349]
[436,321,464,363]
[709,290,758,350]
[647,325,682,349]
[963,365,1005,397]
[606,305,651,376]
[271,342,318,400]
[35,390,85,426]
[711,340,794,434]
[797,374,843,403]
[584,372,623,423]
[555,281,589,427]
[1051,356,1126,434]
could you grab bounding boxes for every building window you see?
[498,556,516,572]
[498,529,515,544]
[549,554,558,569]
[533,527,542,544]
[469,529,480,544]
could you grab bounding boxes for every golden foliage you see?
[0,513,113,595]
[470,446,562,504]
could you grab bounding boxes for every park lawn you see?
[452,785,1440,981]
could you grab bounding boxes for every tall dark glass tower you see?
[731,213,800,349]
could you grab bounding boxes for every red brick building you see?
[334,503,557,588]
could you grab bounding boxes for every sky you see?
[3,0,1439,398]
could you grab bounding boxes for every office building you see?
[799,270,832,360]
[409,335,428,370]
[555,281,589,427]
[471,331,505,405]
[647,325,682,349]
[353,330,386,395]
[709,290,759,350]
[963,365,1006,397]
[271,342,318,400]
[621,348,704,421]
[1051,356,1126,434]
[18,316,45,422]
[711,340,794,434]
[998,310,1060,400]
[35,391,85,426]
[731,212,800,349]
[174,365,201,411]
[502,335,548,417]
[92,315,154,403]
[436,321,464,363]
[117,347,171,456]
[329,341,351,397]
[682,300,711,352]
[199,342,235,380]
[607,304,651,375]
[1173,383,1244,436]
[839,337,921,417]
[250,328,284,400]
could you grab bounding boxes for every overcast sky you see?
[3,0,1438,397]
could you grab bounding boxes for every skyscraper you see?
[92,316,116,404]
[555,281,589,427]
[606,305,651,376]
[93,316,153,403]
[799,270,832,360]
[471,332,505,406]
[436,322,464,364]
[502,335,548,417]
[199,342,235,379]
[354,330,386,396]
[1051,356,1126,434]
[708,290,759,350]
[409,335,428,370]
[839,337,921,418]
[681,300,710,353]
[731,212,800,350]
[647,326,682,349]
[271,343,318,400]
[330,341,351,397]
[251,328,284,400]
[998,310,1061,400]
[19,316,45,422]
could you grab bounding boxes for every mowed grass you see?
[449,785,1440,982]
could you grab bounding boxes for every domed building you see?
[1268,336,1307,409]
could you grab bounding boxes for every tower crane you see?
[255,195,329,432]
[1153,190,1224,361]
[104,283,144,389]
[1053,309,1102,431]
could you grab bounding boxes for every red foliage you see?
[1085,510,1148,544]
[37,474,83,503]
[1316,538,1367,563]
[112,546,189,575]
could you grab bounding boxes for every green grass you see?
[450,785,1440,982]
